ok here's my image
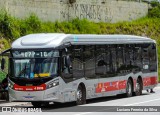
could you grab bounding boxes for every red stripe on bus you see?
[96,76,158,93]
[118,80,127,90]
[104,81,119,91]
[96,80,127,93]
[13,84,46,91]
[143,76,158,87]
[96,83,103,93]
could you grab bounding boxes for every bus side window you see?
[125,45,132,67]
[62,56,69,74]
[95,45,106,76]
[61,48,72,75]
[110,45,117,74]
[116,45,124,74]
[84,45,96,79]
[148,43,157,72]
[134,44,142,71]
[72,45,84,79]
[142,44,150,72]
[105,45,110,75]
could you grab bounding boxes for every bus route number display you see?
[13,51,59,58]
[23,51,48,57]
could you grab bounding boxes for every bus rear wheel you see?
[126,79,133,97]
[76,85,86,105]
[135,78,142,96]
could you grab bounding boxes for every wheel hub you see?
[127,83,132,94]
[136,82,140,92]
[77,89,82,101]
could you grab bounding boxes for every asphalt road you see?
[1,84,160,115]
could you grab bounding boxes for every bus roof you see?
[11,33,156,49]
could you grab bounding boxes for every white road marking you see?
[74,97,160,115]
[155,86,160,89]
[124,98,160,106]
[74,112,93,115]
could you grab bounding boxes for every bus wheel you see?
[126,79,133,97]
[135,78,142,96]
[76,85,86,105]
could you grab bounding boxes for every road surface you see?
[1,84,160,115]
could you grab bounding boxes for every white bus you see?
[1,33,158,107]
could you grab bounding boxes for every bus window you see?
[148,43,157,72]
[105,45,110,75]
[84,45,96,79]
[61,48,73,81]
[110,45,117,76]
[73,45,84,79]
[95,45,107,77]
[142,44,150,72]
[134,44,142,71]
[116,45,124,74]
[62,56,70,74]
[125,45,132,67]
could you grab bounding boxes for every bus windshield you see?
[11,50,59,79]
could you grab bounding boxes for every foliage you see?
[0,71,6,82]
[150,0,160,7]
[148,0,160,18]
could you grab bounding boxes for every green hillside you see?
[0,1,160,82]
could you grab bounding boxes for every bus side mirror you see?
[1,58,5,70]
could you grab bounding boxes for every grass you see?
[0,71,6,82]
[0,11,160,82]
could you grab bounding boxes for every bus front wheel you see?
[76,85,86,105]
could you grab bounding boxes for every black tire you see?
[134,78,142,96]
[31,102,49,107]
[126,79,133,97]
[76,85,86,105]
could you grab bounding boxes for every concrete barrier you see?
[0,0,148,23]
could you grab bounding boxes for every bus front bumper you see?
[8,88,64,103]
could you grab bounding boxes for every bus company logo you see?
[2,107,12,112]
[1,107,42,112]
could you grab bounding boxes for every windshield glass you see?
[11,50,59,79]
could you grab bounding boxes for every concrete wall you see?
[0,0,148,23]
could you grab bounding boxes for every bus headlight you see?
[47,80,59,89]
[8,81,14,89]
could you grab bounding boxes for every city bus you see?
[1,33,158,107]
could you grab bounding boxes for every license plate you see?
[23,96,34,100]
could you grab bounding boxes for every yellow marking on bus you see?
[34,73,50,77]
